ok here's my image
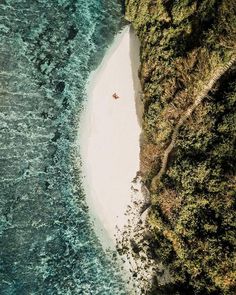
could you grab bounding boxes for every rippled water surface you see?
[0,1,128,294]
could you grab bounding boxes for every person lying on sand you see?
[112,93,119,99]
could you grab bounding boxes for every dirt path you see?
[156,56,236,181]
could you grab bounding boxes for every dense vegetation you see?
[125,0,236,294]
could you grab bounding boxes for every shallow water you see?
[0,1,130,294]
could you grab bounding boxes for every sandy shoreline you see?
[79,26,142,249]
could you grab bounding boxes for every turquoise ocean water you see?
[0,1,129,294]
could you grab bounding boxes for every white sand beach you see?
[79,26,142,248]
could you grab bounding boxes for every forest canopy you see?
[125,0,236,294]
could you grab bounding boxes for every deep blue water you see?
[0,1,129,294]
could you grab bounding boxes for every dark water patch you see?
[65,25,78,42]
